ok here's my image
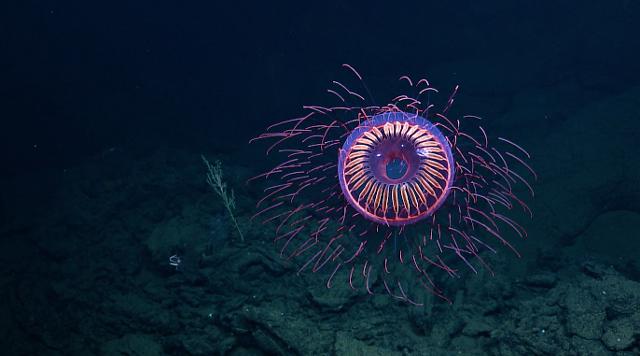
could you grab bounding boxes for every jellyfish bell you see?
[338,111,455,226]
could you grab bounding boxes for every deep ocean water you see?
[1,1,640,355]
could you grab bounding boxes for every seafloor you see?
[2,68,639,355]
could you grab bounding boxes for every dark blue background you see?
[3,1,639,177]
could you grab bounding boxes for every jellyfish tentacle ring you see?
[249,65,535,304]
